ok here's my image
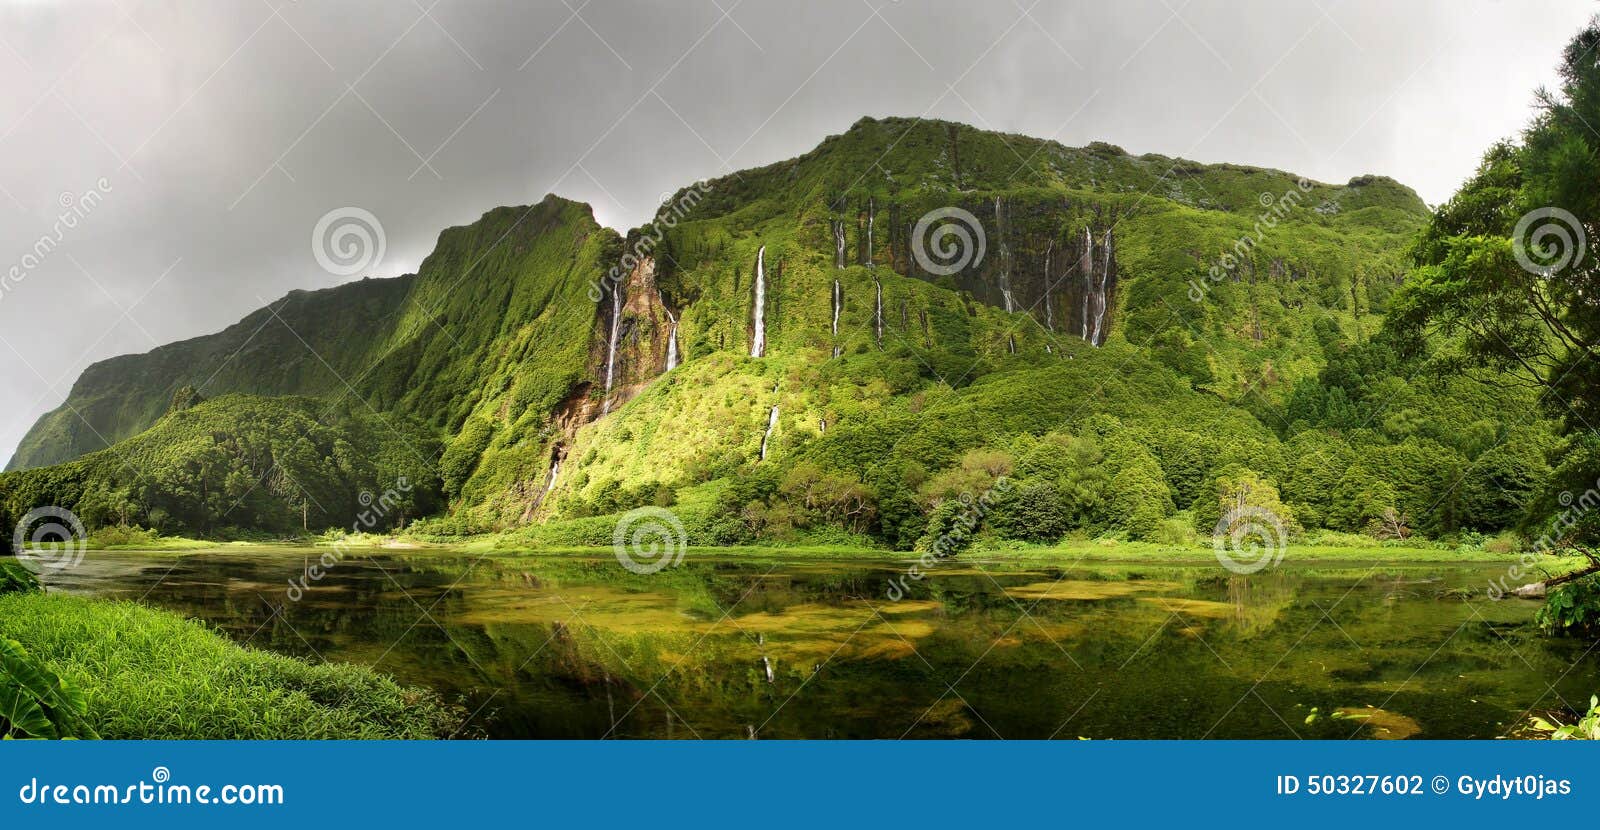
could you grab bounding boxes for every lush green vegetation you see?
[1530,696,1600,740]
[1387,19,1600,621]
[1538,575,1600,636]
[0,394,441,540]
[0,635,98,739]
[7,276,416,471]
[0,590,463,739]
[0,49,1583,577]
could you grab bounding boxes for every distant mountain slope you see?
[7,275,414,471]
[0,394,440,539]
[9,195,613,474]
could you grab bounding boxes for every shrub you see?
[1537,575,1600,636]
[89,524,159,548]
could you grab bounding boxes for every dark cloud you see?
[0,0,1589,463]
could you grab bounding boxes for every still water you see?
[43,549,1600,739]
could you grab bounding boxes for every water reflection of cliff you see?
[47,552,1600,740]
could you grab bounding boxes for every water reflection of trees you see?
[84,552,1600,739]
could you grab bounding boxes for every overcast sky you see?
[0,0,1592,466]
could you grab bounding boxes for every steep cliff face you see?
[824,193,1120,347]
[594,254,675,415]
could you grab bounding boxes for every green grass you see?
[0,592,465,739]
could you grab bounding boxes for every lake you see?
[40,549,1600,739]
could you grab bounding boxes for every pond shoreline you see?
[30,548,1598,739]
[73,539,1593,572]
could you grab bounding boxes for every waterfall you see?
[831,278,843,358]
[1007,334,1016,355]
[1080,226,1093,343]
[544,457,561,493]
[1043,242,1054,330]
[662,297,679,372]
[865,197,874,268]
[873,278,883,346]
[831,279,841,336]
[832,220,846,269]
[750,245,767,358]
[601,282,624,414]
[995,197,1015,313]
[1090,230,1111,347]
[819,418,826,434]
[760,655,774,684]
[759,404,779,460]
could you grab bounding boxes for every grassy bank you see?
[0,592,465,739]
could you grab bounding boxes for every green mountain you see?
[0,393,440,538]
[2,116,1554,549]
[7,275,415,471]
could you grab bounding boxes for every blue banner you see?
[1,741,1596,828]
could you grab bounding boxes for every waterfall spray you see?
[995,197,1015,313]
[759,403,779,460]
[833,220,846,269]
[873,278,883,346]
[831,277,843,358]
[662,293,679,372]
[865,197,874,268]
[1080,226,1093,343]
[831,279,842,336]
[1090,230,1111,347]
[601,282,624,414]
[750,245,767,358]
[1043,241,1054,330]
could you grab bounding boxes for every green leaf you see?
[0,685,54,739]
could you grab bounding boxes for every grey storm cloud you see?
[0,0,1591,465]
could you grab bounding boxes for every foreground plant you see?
[0,637,98,739]
[1535,574,1600,635]
[1529,696,1600,740]
[0,593,465,739]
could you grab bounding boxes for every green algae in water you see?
[39,549,1600,739]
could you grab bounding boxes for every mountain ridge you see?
[6,115,1530,553]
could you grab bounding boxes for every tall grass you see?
[0,593,464,739]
